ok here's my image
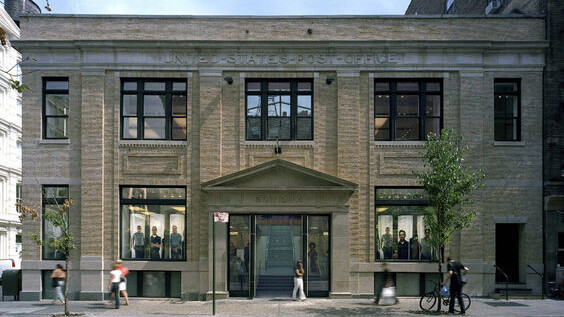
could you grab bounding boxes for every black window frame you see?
[120,78,188,141]
[42,78,69,139]
[374,79,443,141]
[119,185,187,262]
[494,79,521,141]
[42,185,69,260]
[374,186,437,262]
[245,78,313,141]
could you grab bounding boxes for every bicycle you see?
[420,283,471,313]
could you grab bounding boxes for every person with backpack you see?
[50,264,66,305]
[443,257,469,315]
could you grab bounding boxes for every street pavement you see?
[0,297,563,317]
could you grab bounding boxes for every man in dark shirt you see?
[444,257,469,315]
[132,225,145,258]
[397,230,410,260]
[150,226,162,259]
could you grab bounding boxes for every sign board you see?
[213,212,229,223]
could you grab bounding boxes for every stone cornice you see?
[13,39,549,50]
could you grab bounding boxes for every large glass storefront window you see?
[375,188,436,261]
[42,186,69,260]
[120,187,186,261]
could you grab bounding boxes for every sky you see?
[37,0,411,15]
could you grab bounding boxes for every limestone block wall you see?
[16,15,545,300]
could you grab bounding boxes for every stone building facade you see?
[407,0,564,297]
[16,14,546,300]
[0,5,22,269]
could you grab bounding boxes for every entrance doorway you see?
[495,223,520,283]
[228,214,330,298]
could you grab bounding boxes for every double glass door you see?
[228,214,330,298]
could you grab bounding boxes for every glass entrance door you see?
[228,214,330,298]
[255,215,303,297]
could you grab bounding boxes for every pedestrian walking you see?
[50,264,66,305]
[107,263,122,309]
[116,260,130,306]
[443,257,469,315]
[291,260,306,301]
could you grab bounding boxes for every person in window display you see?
[150,226,162,259]
[170,225,183,259]
[308,242,319,273]
[420,229,433,260]
[397,230,410,260]
[381,227,393,259]
[410,234,420,260]
[132,225,146,258]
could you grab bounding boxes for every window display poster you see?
[417,215,426,238]
[378,215,393,247]
[130,213,146,259]
[169,213,184,257]
[397,215,414,240]
[150,214,165,259]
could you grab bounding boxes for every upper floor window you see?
[121,79,187,140]
[494,79,521,141]
[16,183,22,213]
[246,79,313,141]
[43,78,69,139]
[374,80,442,141]
[42,185,69,260]
[445,0,455,13]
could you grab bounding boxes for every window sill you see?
[372,141,425,148]
[245,140,314,147]
[119,140,188,148]
[38,139,70,145]
[492,141,525,147]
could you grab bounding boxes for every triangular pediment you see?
[201,159,356,191]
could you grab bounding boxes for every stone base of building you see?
[20,291,41,301]
[181,292,203,301]
[80,291,105,301]
[205,291,228,301]
[329,292,352,299]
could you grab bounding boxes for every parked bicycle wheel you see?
[453,293,471,312]
[419,292,437,311]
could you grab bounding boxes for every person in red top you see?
[106,260,130,306]
[116,260,130,306]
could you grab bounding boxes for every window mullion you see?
[391,82,397,140]
[261,81,267,141]
[291,81,297,140]
[138,86,143,140]
[165,81,172,140]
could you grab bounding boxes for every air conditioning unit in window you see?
[485,0,503,14]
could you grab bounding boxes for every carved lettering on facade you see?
[163,52,402,66]
[255,194,304,204]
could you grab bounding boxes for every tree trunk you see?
[64,257,70,316]
[437,244,445,312]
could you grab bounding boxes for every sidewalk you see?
[0,297,563,317]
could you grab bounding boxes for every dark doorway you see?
[495,224,520,283]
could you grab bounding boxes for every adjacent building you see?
[15,14,546,300]
[0,5,22,269]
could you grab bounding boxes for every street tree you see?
[18,196,76,317]
[413,128,485,311]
